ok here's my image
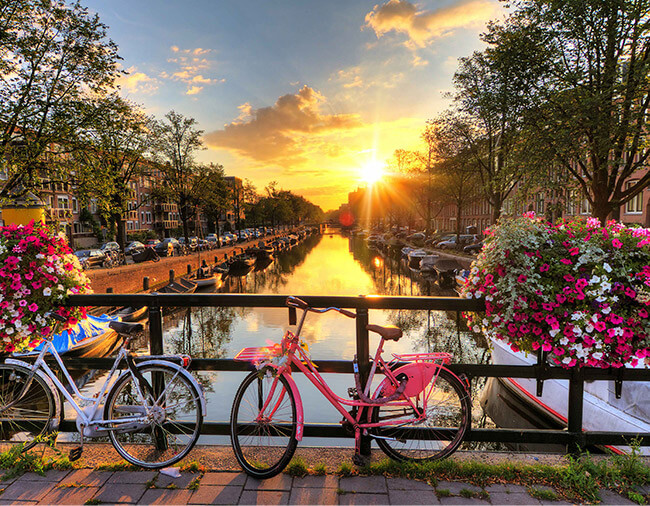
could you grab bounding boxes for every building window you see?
[566,189,577,215]
[72,198,78,213]
[56,195,69,209]
[580,197,591,215]
[625,180,643,214]
[146,212,152,223]
[536,193,545,215]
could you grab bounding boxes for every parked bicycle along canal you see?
[79,229,496,448]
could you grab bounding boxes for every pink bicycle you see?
[230,296,471,479]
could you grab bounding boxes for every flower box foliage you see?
[462,214,650,368]
[0,221,91,353]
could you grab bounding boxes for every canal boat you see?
[407,249,427,269]
[432,259,464,288]
[113,305,148,322]
[228,255,256,276]
[158,278,198,294]
[418,254,440,274]
[482,337,650,456]
[32,314,125,358]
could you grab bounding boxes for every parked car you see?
[154,237,180,257]
[124,241,145,256]
[407,232,426,245]
[145,239,160,249]
[463,240,484,255]
[223,232,237,244]
[100,241,120,253]
[74,249,106,269]
[178,236,198,251]
[206,235,220,248]
[437,234,478,250]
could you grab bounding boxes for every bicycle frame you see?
[235,307,454,453]
[8,338,152,435]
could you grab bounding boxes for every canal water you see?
[75,230,494,448]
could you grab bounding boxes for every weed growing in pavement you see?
[352,450,649,504]
[336,461,354,477]
[94,461,137,472]
[436,488,451,498]
[187,477,201,491]
[285,457,309,477]
[528,487,559,501]
[84,499,101,505]
[0,435,77,479]
[179,460,206,473]
[312,463,327,476]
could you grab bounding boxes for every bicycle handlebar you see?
[285,296,356,319]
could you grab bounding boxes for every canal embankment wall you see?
[85,234,290,294]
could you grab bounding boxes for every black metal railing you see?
[65,293,650,456]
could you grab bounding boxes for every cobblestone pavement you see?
[0,468,645,505]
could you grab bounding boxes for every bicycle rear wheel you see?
[372,368,470,462]
[104,364,203,468]
[230,370,298,479]
[0,364,56,451]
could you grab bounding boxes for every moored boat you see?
[407,249,427,269]
[158,278,198,293]
[482,337,650,455]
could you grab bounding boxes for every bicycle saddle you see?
[366,324,402,341]
[109,321,144,334]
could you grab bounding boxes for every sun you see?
[360,160,384,185]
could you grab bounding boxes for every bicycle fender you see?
[378,362,439,398]
[280,372,304,441]
[124,359,207,416]
[4,358,62,431]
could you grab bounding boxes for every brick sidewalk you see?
[0,467,645,505]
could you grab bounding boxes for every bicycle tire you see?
[0,364,56,451]
[104,363,203,468]
[371,368,470,462]
[230,369,298,479]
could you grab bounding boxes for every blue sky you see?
[84,0,505,210]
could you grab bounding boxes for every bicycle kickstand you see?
[352,429,370,467]
[69,427,84,461]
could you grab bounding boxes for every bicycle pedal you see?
[352,453,370,467]
[68,447,83,461]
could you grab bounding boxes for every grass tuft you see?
[187,476,201,491]
[94,461,137,472]
[336,461,355,477]
[528,487,559,502]
[285,457,309,477]
[179,461,206,473]
[312,463,327,476]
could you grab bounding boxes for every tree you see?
[73,95,151,249]
[150,111,205,246]
[0,0,121,200]
[196,163,230,241]
[488,0,650,223]
[444,38,530,222]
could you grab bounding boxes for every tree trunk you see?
[115,215,126,250]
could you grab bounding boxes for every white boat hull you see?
[488,337,649,455]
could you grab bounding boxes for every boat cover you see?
[34,314,117,354]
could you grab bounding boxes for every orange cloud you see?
[162,46,223,95]
[204,86,362,164]
[115,66,159,95]
[365,0,500,48]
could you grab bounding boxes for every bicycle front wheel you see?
[372,368,470,462]
[104,364,203,468]
[0,364,56,451]
[230,369,298,479]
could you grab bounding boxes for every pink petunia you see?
[612,238,623,249]
[517,274,527,283]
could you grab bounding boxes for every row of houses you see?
[345,176,650,236]
[0,168,245,249]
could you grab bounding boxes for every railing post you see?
[169,269,175,284]
[148,294,164,355]
[143,276,149,291]
[355,298,371,458]
[567,368,585,454]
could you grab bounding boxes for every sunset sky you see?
[84,0,506,211]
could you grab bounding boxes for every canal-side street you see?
[0,444,646,505]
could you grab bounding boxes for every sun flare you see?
[360,160,384,185]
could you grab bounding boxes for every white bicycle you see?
[0,317,206,468]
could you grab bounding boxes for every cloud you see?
[115,66,159,95]
[186,86,203,95]
[204,85,362,164]
[364,0,500,48]
[161,46,223,95]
